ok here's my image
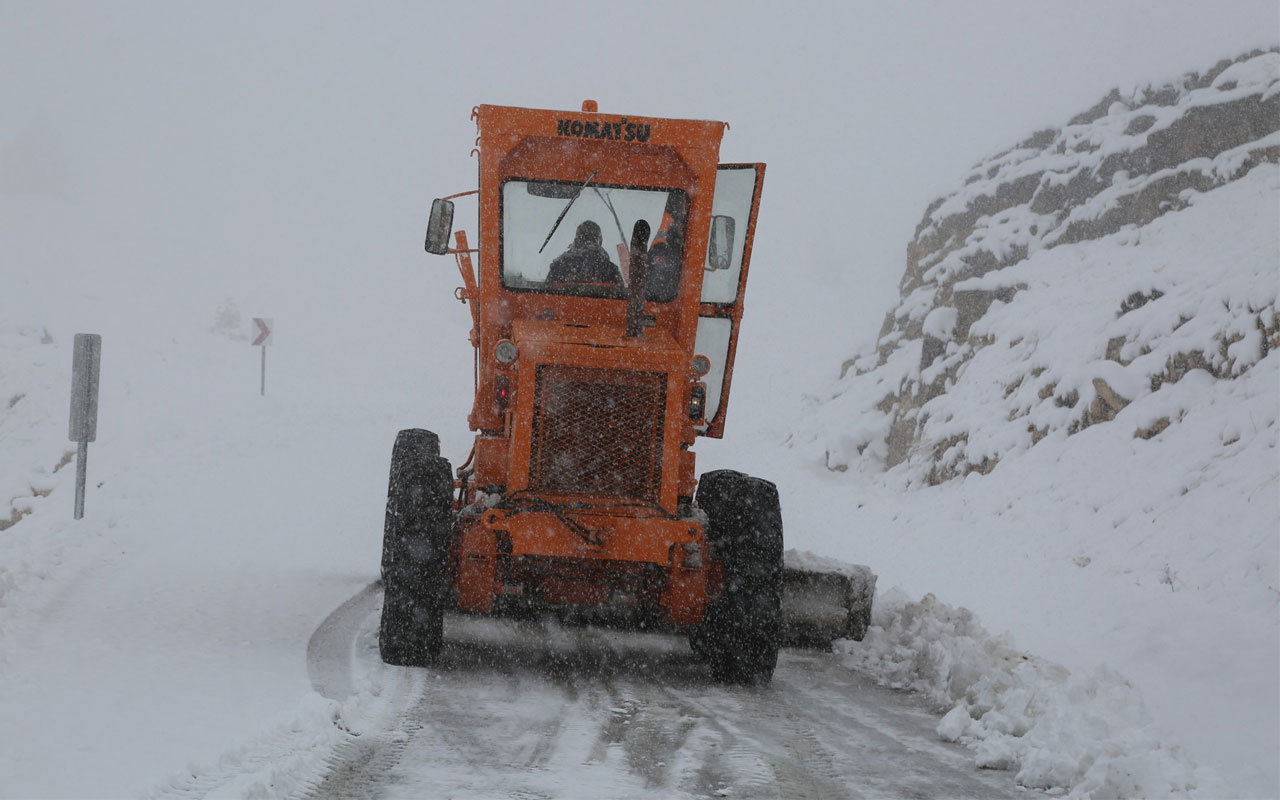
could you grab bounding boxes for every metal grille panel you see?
[530,366,666,500]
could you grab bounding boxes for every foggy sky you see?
[2,1,1276,409]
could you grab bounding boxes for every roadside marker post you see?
[69,333,101,520]
[252,317,273,395]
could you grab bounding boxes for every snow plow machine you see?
[380,100,874,684]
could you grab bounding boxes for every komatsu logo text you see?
[557,118,651,142]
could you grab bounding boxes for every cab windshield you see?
[500,178,688,302]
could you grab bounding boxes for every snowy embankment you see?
[845,593,1210,799]
[0,325,73,602]
[787,50,1278,799]
[0,274,455,795]
[150,664,422,800]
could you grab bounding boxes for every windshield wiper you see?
[538,169,599,254]
[592,187,627,248]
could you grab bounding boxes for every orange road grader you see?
[380,101,874,683]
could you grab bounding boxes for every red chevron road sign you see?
[252,318,273,346]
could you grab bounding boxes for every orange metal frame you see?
[698,163,766,439]
[436,101,763,628]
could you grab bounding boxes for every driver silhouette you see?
[547,221,623,287]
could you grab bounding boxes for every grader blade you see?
[780,550,877,648]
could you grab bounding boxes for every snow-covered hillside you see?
[829,48,1278,481]
[801,50,1279,796]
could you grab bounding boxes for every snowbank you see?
[0,307,421,797]
[844,591,1222,798]
[150,667,418,800]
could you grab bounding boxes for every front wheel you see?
[379,429,454,667]
[693,470,784,685]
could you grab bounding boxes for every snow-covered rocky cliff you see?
[826,48,1278,484]
[807,48,1278,796]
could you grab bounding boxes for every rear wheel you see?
[693,469,784,685]
[379,429,454,667]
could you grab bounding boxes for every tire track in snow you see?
[773,651,1004,799]
[172,585,1025,799]
[655,679,854,799]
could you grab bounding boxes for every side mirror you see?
[707,214,735,271]
[424,198,455,255]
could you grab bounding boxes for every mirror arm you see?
[453,230,481,334]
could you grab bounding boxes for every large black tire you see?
[379,429,454,667]
[694,470,784,685]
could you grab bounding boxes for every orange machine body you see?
[439,101,763,628]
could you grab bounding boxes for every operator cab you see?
[422,104,763,453]
[500,178,689,305]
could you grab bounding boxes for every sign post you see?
[69,333,101,520]
[252,317,273,395]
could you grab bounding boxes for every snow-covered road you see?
[291,588,1023,799]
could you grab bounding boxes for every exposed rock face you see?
[838,49,1279,483]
